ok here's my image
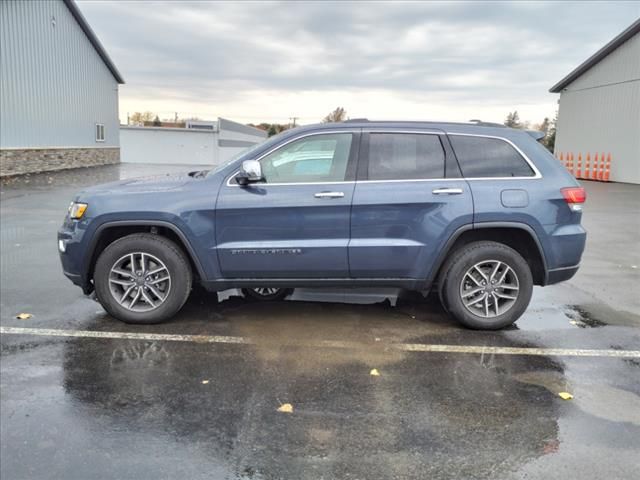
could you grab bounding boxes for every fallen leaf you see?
[277,403,293,413]
[370,368,380,376]
[558,391,574,400]
[201,380,209,385]
[16,313,32,320]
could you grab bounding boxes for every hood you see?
[78,170,209,196]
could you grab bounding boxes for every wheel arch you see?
[430,222,548,288]
[85,220,207,290]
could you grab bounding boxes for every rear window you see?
[368,133,445,180]
[449,135,535,178]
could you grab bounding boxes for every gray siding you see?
[0,0,120,149]
[555,33,640,184]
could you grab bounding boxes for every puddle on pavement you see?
[515,370,640,425]
[213,289,451,373]
[563,305,607,328]
[512,303,609,331]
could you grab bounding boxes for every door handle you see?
[314,191,345,199]
[432,188,463,195]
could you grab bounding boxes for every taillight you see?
[561,187,586,212]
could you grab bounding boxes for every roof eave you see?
[62,0,125,84]
[549,18,640,93]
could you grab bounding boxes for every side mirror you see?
[236,160,263,186]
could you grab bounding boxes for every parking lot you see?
[1,164,639,479]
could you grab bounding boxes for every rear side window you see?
[449,135,535,178]
[368,133,445,180]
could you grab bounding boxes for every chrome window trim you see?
[446,132,542,180]
[225,130,359,187]
[225,129,542,187]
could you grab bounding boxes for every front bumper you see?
[58,220,93,294]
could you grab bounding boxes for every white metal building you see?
[120,118,268,166]
[0,0,124,176]
[551,19,640,184]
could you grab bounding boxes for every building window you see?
[96,124,105,142]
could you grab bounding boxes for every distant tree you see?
[534,117,550,135]
[152,115,162,127]
[130,111,156,125]
[504,111,522,129]
[323,107,347,123]
[267,125,278,137]
[544,112,557,152]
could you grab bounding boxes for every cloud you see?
[78,0,640,123]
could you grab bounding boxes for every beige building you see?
[551,19,640,184]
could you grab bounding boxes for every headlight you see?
[68,202,88,219]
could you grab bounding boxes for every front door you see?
[349,130,473,280]
[216,131,359,278]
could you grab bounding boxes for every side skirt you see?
[200,278,430,292]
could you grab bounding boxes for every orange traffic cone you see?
[585,153,591,180]
[577,153,583,179]
[603,153,611,182]
[600,152,606,181]
[569,153,575,177]
[591,153,598,180]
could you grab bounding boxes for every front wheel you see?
[440,241,533,330]
[94,234,192,324]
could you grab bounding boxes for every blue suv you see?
[58,121,586,329]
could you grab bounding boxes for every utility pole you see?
[174,112,178,123]
[289,117,298,128]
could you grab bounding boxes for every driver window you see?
[259,133,353,184]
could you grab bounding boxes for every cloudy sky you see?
[78,1,640,126]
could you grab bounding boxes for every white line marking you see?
[1,326,639,358]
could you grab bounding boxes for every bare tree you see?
[129,111,156,125]
[323,107,347,123]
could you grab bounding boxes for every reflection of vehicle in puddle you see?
[63,303,567,479]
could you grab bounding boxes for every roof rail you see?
[469,119,505,128]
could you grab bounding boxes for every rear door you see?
[216,130,359,278]
[349,129,473,280]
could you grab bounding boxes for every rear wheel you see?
[94,234,192,324]
[440,241,533,330]
[241,287,293,301]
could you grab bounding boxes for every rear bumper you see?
[545,265,579,285]
[542,223,586,285]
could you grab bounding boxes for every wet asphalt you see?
[1,164,639,480]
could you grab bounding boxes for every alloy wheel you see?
[459,260,519,318]
[108,252,171,312]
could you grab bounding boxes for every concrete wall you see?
[0,0,120,149]
[555,33,640,184]
[120,118,268,166]
[0,147,119,177]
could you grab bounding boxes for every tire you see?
[241,287,293,302]
[440,241,533,330]
[94,233,192,324]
